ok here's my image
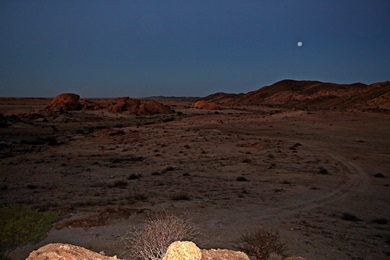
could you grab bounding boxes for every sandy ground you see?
[1,99,389,259]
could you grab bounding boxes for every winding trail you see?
[198,146,371,236]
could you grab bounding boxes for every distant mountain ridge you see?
[203,79,390,111]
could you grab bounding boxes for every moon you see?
[297,41,303,47]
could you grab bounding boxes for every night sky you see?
[1,0,389,98]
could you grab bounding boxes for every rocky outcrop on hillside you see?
[202,80,390,112]
[192,100,220,110]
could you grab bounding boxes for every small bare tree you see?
[236,228,287,260]
[124,210,199,260]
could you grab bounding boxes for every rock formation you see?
[45,94,172,115]
[46,93,81,112]
[163,241,202,260]
[26,243,119,260]
[201,248,250,260]
[192,100,220,110]
[202,80,390,112]
[27,241,306,260]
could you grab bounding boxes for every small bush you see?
[371,218,387,225]
[112,180,128,188]
[318,167,329,175]
[133,194,148,201]
[236,228,287,260]
[124,210,199,259]
[171,194,191,201]
[128,174,141,180]
[163,166,175,172]
[341,213,361,222]
[0,204,59,257]
[237,176,249,182]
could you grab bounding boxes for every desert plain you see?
[0,97,389,259]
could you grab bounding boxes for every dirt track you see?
[1,100,389,259]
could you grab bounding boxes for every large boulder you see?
[163,241,249,260]
[26,243,119,260]
[47,93,81,112]
[163,241,202,260]
[192,100,220,110]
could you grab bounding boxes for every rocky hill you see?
[203,80,390,111]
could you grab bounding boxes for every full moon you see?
[297,41,303,47]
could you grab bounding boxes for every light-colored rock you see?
[201,249,250,260]
[26,243,119,260]
[163,241,202,260]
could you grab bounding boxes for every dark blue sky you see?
[1,0,389,98]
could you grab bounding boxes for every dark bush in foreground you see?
[124,210,199,259]
[0,204,59,257]
[236,228,287,260]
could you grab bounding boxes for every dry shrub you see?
[124,210,199,260]
[236,228,287,260]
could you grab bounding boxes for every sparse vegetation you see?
[236,228,287,260]
[0,204,59,257]
[124,210,199,259]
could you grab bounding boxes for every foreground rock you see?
[27,241,305,260]
[27,243,119,259]
[201,248,250,260]
[163,241,249,260]
[163,241,202,260]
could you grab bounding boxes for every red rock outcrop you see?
[46,93,81,112]
[47,95,172,115]
[192,100,220,110]
[138,100,172,115]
